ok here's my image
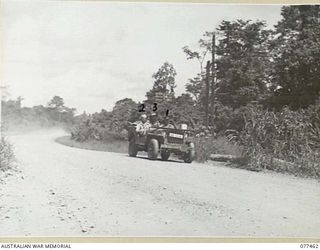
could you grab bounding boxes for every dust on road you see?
[0,129,319,237]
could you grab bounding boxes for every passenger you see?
[150,112,161,127]
[135,114,151,135]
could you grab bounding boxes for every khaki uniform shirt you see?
[136,121,151,135]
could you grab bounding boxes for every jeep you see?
[127,125,195,163]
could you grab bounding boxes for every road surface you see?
[1,129,319,237]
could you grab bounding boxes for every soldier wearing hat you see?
[150,112,161,127]
[135,114,151,135]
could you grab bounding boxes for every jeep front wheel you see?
[147,139,159,160]
[128,139,138,157]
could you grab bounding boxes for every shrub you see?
[0,137,15,172]
[213,102,246,134]
[70,120,127,143]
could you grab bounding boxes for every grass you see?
[55,136,128,154]
[0,136,15,173]
[194,136,243,163]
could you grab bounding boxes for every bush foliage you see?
[0,137,15,172]
[227,102,320,177]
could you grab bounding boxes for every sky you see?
[2,0,284,114]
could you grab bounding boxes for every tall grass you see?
[193,103,320,178]
[233,104,320,178]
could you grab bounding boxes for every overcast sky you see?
[2,0,283,113]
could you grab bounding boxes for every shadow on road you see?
[126,155,184,164]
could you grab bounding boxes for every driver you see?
[162,117,175,129]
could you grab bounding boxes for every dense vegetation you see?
[0,137,15,173]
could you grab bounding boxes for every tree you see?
[146,62,177,103]
[46,96,76,124]
[170,93,202,128]
[182,32,213,75]
[183,33,214,124]
[269,5,320,109]
[215,20,271,108]
[48,96,64,109]
[185,75,203,102]
[110,98,138,132]
[152,62,177,93]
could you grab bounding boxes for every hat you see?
[150,112,157,117]
[141,114,147,119]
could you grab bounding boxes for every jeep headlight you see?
[180,124,188,130]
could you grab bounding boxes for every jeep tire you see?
[147,139,159,160]
[128,139,138,157]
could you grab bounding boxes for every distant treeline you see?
[1,96,76,131]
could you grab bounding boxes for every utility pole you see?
[210,32,216,127]
[205,60,210,128]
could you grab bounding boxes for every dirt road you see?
[1,130,319,237]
